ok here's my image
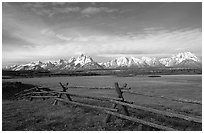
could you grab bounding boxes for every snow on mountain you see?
[102,57,130,68]
[4,52,201,71]
[102,56,161,68]
[115,57,129,66]
[5,54,103,71]
[7,61,46,71]
[68,57,76,64]
[41,61,55,69]
[102,52,200,68]
[129,57,146,67]
[141,57,164,67]
[159,52,200,67]
[74,54,94,66]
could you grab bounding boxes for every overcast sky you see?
[2,2,202,66]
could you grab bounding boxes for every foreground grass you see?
[3,98,201,131]
[3,99,143,131]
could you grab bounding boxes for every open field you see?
[3,75,202,113]
[2,75,202,130]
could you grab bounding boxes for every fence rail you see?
[15,82,202,131]
[108,99,201,123]
[53,91,123,101]
[55,98,118,112]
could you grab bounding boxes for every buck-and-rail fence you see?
[15,82,202,131]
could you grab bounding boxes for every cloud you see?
[3,27,202,66]
[56,7,81,13]
[41,28,109,42]
[81,7,118,15]
[56,34,72,41]
[22,3,118,17]
[51,2,67,6]
[23,3,80,17]
[24,2,47,8]
[92,28,202,57]
[41,28,56,36]
[36,27,203,58]
[2,29,37,53]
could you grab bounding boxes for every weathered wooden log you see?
[59,82,68,92]
[68,86,115,90]
[122,90,202,105]
[109,99,202,123]
[55,98,118,112]
[104,110,176,131]
[53,91,123,101]
[32,91,54,94]
[29,96,58,98]
[104,103,117,123]
[53,82,72,105]
[114,82,129,116]
[59,82,72,101]
[53,93,62,105]
[15,87,37,96]
[22,87,38,92]
[68,85,129,90]
[104,82,129,123]
[39,90,58,95]
[37,86,52,91]
[18,92,34,97]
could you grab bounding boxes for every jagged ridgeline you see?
[3,52,202,71]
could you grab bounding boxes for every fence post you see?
[53,93,62,105]
[114,82,129,116]
[38,87,46,100]
[104,104,117,123]
[30,87,38,101]
[53,82,72,105]
[59,82,72,101]
[104,82,129,123]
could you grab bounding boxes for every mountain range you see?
[4,52,202,71]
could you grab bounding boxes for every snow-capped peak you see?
[174,52,199,62]
[159,52,200,67]
[141,57,161,66]
[141,57,154,64]
[74,54,94,66]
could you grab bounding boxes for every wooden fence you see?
[15,82,202,131]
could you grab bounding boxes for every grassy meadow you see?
[2,75,202,130]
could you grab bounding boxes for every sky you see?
[2,2,202,66]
